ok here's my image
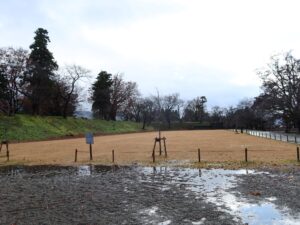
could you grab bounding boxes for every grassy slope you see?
[0,114,150,142]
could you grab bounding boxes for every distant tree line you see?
[90,51,300,132]
[89,72,208,129]
[1,28,300,132]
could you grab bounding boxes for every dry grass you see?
[1,130,299,166]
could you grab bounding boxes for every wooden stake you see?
[198,148,201,163]
[297,147,299,162]
[6,149,9,161]
[112,149,115,163]
[0,141,8,153]
[152,140,157,158]
[245,148,248,162]
[163,138,167,157]
[89,144,93,160]
[159,130,162,156]
[152,149,155,163]
[75,149,78,162]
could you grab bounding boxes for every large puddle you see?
[0,165,299,224]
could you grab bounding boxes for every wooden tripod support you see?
[152,130,167,158]
[0,140,9,161]
[0,140,8,153]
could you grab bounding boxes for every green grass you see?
[0,114,152,142]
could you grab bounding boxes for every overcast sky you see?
[1,0,300,110]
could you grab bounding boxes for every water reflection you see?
[77,165,92,176]
[0,165,299,224]
[140,167,300,225]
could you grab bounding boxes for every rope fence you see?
[1,146,299,164]
[233,129,300,144]
[1,129,300,164]
[72,147,300,164]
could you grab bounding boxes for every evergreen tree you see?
[22,28,58,115]
[91,71,113,120]
[0,69,9,113]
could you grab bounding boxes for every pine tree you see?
[22,28,58,115]
[91,71,113,120]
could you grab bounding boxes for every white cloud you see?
[2,0,300,107]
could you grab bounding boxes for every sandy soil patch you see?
[0,130,299,165]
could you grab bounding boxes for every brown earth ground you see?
[0,130,299,168]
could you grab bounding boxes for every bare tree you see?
[58,65,91,118]
[161,93,183,128]
[0,47,28,115]
[251,94,277,130]
[110,74,139,120]
[140,97,155,129]
[210,106,225,127]
[122,97,142,122]
[183,96,207,122]
[151,89,163,124]
[258,52,300,132]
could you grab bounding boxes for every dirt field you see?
[0,130,299,166]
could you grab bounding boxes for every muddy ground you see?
[0,165,299,224]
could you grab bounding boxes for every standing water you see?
[0,165,299,224]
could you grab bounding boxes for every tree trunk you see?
[62,98,70,119]
[142,118,146,130]
[167,118,171,129]
[32,102,39,116]
[110,110,117,121]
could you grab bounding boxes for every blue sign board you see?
[85,132,94,144]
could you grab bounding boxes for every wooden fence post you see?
[163,137,167,158]
[297,147,299,162]
[89,144,93,161]
[112,149,115,163]
[198,148,201,163]
[75,149,78,162]
[152,150,155,163]
[6,149,9,161]
[159,130,162,156]
[245,148,248,162]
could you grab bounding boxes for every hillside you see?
[0,115,151,142]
